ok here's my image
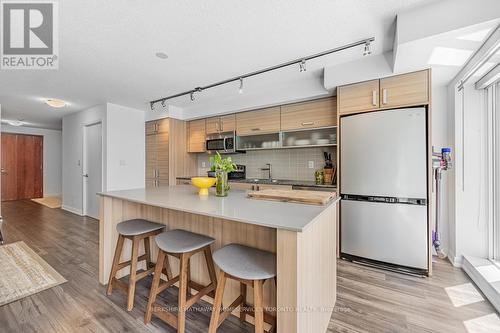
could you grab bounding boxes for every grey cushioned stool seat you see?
[213,243,276,280]
[116,219,164,236]
[155,229,215,254]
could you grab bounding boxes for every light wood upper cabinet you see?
[379,70,429,108]
[188,119,206,153]
[338,79,380,115]
[236,107,281,136]
[206,114,236,134]
[281,97,337,130]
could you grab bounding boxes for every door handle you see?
[382,89,388,104]
[301,122,314,126]
[372,90,377,106]
[83,174,89,178]
[1,168,7,174]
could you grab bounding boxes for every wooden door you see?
[281,97,337,130]
[380,70,429,108]
[1,133,43,201]
[1,134,18,200]
[188,119,206,153]
[236,107,281,136]
[338,79,380,115]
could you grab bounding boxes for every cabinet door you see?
[145,134,157,179]
[380,70,429,108]
[220,114,236,132]
[157,130,169,181]
[206,117,220,135]
[338,80,379,115]
[157,118,169,133]
[281,97,337,130]
[229,182,255,191]
[145,121,157,135]
[236,107,281,136]
[188,119,206,153]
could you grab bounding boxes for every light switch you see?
[308,161,314,169]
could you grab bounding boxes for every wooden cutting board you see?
[247,189,336,206]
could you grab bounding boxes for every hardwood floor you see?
[0,200,497,332]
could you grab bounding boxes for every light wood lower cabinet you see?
[338,79,380,115]
[236,107,281,136]
[281,97,337,130]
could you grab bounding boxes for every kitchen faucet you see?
[261,163,272,180]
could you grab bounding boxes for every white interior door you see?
[340,107,427,198]
[83,123,102,219]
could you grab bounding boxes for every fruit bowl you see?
[191,177,216,196]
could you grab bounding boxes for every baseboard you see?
[462,256,500,313]
[449,255,463,267]
[61,205,83,216]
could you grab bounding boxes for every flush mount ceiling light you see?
[149,37,375,108]
[155,52,168,59]
[45,98,67,108]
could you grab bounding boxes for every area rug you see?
[0,241,66,306]
[31,196,62,209]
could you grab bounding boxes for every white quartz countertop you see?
[98,186,339,232]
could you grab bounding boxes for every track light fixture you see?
[299,59,307,72]
[150,102,155,111]
[161,99,166,107]
[238,78,244,94]
[363,42,372,56]
[150,37,375,108]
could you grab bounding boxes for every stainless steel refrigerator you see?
[340,107,428,274]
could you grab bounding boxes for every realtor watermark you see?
[0,0,58,69]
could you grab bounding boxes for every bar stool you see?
[209,244,276,333]
[144,229,218,333]
[106,219,165,311]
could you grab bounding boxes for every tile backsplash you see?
[197,147,336,181]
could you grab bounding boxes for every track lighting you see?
[363,42,371,56]
[238,78,244,94]
[161,99,166,107]
[150,102,155,111]
[299,59,306,72]
[150,37,375,105]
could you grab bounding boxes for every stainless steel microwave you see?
[206,131,237,154]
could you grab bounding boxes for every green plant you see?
[209,152,237,173]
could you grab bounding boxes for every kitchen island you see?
[98,186,338,333]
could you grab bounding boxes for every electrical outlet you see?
[202,162,206,168]
[308,161,314,169]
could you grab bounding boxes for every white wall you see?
[1,125,62,197]
[62,104,107,215]
[106,103,145,191]
[62,103,145,215]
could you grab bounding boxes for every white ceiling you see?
[0,0,440,129]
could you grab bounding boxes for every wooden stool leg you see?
[127,236,140,311]
[162,253,173,280]
[145,250,166,324]
[204,247,218,287]
[240,282,247,323]
[106,234,125,295]
[208,271,227,333]
[144,236,152,269]
[177,253,189,333]
[253,280,264,333]
[186,258,191,298]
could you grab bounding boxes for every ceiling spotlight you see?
[299,59,307,72]
[45,98,67,108]
[155,52,168,59]
[190,91,195,101]
[238,78,244,94]
[363,42,372,56]
[150,102,155,111]
[161,99,166,107]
